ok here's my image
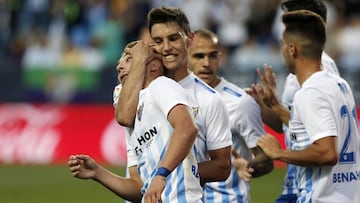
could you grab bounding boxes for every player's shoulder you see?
[297,71,336,98]
[151,76,183,89]
[192,74,218,94]
[182,73,220,98]
[217,78,260,108]
[152,75,177,85]
[185,74,227,107]
[216,78,255,101]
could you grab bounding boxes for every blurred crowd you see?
[0,0,359,103]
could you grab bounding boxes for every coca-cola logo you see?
[0,103,61,164]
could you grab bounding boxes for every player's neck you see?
[295,58,321,85]
[165,66,190,82]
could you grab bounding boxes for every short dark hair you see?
[282,9,326,59]
[281,0,327,22]
[194,29,221,48]
[147,6,191,35]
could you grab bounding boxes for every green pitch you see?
[0,164,286,203]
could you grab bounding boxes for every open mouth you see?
[164,54,177,62]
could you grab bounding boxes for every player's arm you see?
[144,104,198,201]
[250,65,290,131]
[68,155,143,202]
[248,146,274,177]
[257,134,338,166]
[270,103,290,127]
[236,94,274,178]
[158,104,198,171]
[198,96,232,185]
[198,146,232,185]
[259,102,285,132]
[115,43,147,127]
[94,166,143,202]
[246,86,283,133]
[246,85,286,133]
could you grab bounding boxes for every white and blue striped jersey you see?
[113,84,137,203]
[178,73,232,163]
[289,71,360,203]
[203,78,265,203]
[126,76,203,203]
[113,84,138,168]
[279,52,340,198]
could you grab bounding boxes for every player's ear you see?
[187,31,194,47]
[289,43,297,58]
[188,31,194,40]
[149,59,162,72]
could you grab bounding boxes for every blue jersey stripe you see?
[194,78,216,93]
[223,86,242,98]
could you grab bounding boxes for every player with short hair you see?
[189,28,273,203]
[69,41,203,203]
[256,10,360,203]
[249,1,340,202]
[116,6,233,188]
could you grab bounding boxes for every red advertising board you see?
[0,103,127,165]
[0,103,359,166]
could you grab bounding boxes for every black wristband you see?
[155,167,171,177]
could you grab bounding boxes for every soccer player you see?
[256,10,360,203]
[247,1,340,202]
[188,28,273,202]
[116,6,232,187]
[69,41,203,203]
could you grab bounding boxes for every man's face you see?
[150,22,190,72]
[189,36,222,87]
[116,53,132,84]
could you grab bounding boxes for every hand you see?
[256,134,282,160]
[256,64,280,108]
[232,149,254,182]
[244,84,266,107]
[144,175,166,203]
[124,40,163,65]
[68,154,98,179]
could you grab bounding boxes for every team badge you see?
[137,103,144,121]
[192,107,199,118]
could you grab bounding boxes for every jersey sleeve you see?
[125,127,138,168]
[235,94,265,148]
[149,76,190,117]
[294,87,337,143]
[205,93,233,151]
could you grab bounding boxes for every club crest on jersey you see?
[137,103,144,121]
[192,107,199,118]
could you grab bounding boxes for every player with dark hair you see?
[116,5,232,193]
[257,10,360,203]
[249,1,340,202]
[69,41,203,203]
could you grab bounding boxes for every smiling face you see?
[150,22,192,81]
[189,34,222,88]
